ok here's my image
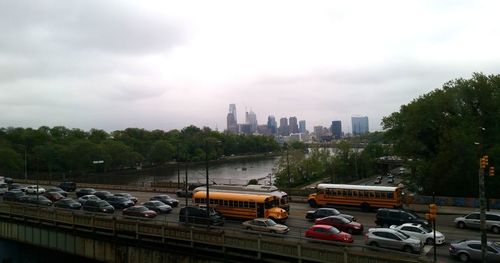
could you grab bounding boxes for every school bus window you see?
[224,200,228,206]
[229,200,233,206]
[375,192,381,198]
[250,202,255,208]
[388,193,393,199]
[352,190,358,197]
[347,190,352,196]
[244,201,249,208]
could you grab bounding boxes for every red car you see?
[315,215,364,234]
[122,205,157,219]
[304,225,353,243]
[42,192,65,202]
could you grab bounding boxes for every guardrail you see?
[0,202,430,263]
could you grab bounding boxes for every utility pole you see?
[479,155,488,262]
[285,143,290,187]
[205,139,210,228]
[177,142,180,189]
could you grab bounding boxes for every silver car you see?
[242,218,289,234]
[365,228,423,253]
[449,240,500,262]
[454,212,500,234]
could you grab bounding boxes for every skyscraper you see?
[278,117,289,136]
[289,117,299,134]
[351,116,369,135]
[226,104,238,133]
[299,120,306,133]
[229,104,237,123]
[331,120,342,139]
[245,110,258,133]
[267,115,277,135]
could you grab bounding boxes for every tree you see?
[0,146,23,176]
[382,73,500,197]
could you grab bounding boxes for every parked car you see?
[3,190,26,202]
[76,188,97,198]
[179,206,224,226]
[23,185,46,194]
[390,223,445,245]
[8,183,25,191]
[142,200,172,214]
[314,215,364,234]
[387,175,395,184]
[0,183,8,195]
[374,176,382,184]
[454,212,500,234]
[58,181,77,192]
[375,208,428,227]
[304,225,353,243]
[82,199,115,214]
[94,191,114,200]
[306,208,355,221]
[42,191,65,202]
[175,184,203,198]
[150,194,179,207]
[449,240,500,262]
[77,194,100,204]
[18,195,53,206]
[122,205,158,218]
[45,187,68,197]
[54,198,82,210]
[365,228,423,253]
[242,218,289,234]
[106,196,134,209]
[114,193,138,203]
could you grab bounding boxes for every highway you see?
[3,182,500,262]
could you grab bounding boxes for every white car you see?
[0,183,8,195]
[390,223,445,245]
[24,185,46,194]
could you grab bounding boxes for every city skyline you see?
[1,1,500,132]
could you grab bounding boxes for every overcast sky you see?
[1,1,499,133]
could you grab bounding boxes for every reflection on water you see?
[78,156,280,186]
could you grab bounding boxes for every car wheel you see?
[458,253,469,262]
[426,238,434,245]
[457,221,466,229]
[491,226,499,234]
[403,246,413,253]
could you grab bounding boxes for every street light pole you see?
[24,147,27,180]
[205,139,210,227]
[177,142,180,189]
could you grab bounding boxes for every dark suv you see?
[375,208,427,227]
[58,182,77,192]
[3,190,26,202]
[179,206,224,226]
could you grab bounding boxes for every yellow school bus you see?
[192,191,288,222]
[307,184,403,211]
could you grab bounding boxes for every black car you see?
[82,199,115,214]
[76,188,97,198]
[175,184,203,198]
[306,208,355,222]
[150,194,179,207]
[18,195,53,206]
[58,182,77,192]
[179,206,224,226]
[113,193,138,203]
[106,196,134,209]
[94,191,114,200]
[375,208,428,227]
[3,190,26,202]
[8,183,25,191]
[54,198,82,210]
[142,200,172,214]
[46,187,68,197]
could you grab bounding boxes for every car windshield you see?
[136,207,148,212]
[395,230,410,239]
[327,227,340,234]
[265,219,277,226]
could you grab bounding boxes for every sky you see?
[1,0,500,133]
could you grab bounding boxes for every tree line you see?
[0,125,280,179]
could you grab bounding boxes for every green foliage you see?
[382,73,500,197]
[0,125,280,178]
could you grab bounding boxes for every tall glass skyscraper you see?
[331,120,342,139]
[351,116,369,135]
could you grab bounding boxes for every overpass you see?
[0,202,431,263]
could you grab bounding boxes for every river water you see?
[78,156,280,186]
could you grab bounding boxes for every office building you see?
[278,118,289,136]
[289,117,299,134]
[267,115,277,135]
[299,120,306,133]
[229,104,237,123]
[331,120,342,139]
[245,110,258,133]
[352,116,369,135]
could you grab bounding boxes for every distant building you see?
[279,118,289,136]
[239,123,251,134]
[229,104,237,123]
[331,120,342,139]
[289,117,299,134]
[245,110,258,133]
[256,125,272,136]
[313,126,323,141]
[226,104,238,133]
[267,115,277,135]
[352,116,369,135]
[299,120,306,133]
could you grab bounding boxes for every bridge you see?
[0,186,431,263]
